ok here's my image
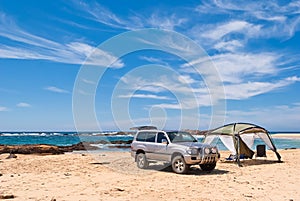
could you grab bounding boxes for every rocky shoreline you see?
[0,140,133,155]
[0,142,91,155]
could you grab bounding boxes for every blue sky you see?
[0,0,300,131]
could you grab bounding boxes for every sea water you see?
[0,131,299,151]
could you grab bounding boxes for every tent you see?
[204,123,281,165]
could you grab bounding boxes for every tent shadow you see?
[220,159,283,166]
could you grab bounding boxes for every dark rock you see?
[114,187,125,192]
[0,142,99,155]
[0,194,15,199]
[6,153,17,159]
[0,139,133,155]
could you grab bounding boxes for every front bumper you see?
[184,153,219,165]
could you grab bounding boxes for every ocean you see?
[0,131,299,152]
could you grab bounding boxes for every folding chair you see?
[256,144,266,158]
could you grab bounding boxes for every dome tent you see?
[204,123,281,166]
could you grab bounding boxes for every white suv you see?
[130,127,220,174]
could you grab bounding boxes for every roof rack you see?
[130,126,158,130]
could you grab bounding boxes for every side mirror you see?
[161,139,168,144]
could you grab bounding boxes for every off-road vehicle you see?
[130,126,220,174]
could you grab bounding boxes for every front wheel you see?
[171,155,188,174]
[136,153,148,169]
[200,162,216,171]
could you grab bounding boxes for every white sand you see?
[0,149,299,201]
[271,133,300,139]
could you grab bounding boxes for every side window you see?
[136,132,156,142]
[145,132,156,142]
[136,132,147,141]
[156,132,167,143]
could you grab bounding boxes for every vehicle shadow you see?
[147,163,229,175]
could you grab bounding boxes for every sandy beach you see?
[0,149,299,201]
[271,134,300,139]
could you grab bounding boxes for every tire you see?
[136,153,148,169]
[200,162,216,171]
[171,155,188,174]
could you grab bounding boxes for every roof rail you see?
[130,126,158,130]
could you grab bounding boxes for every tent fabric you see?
[236,135,254,159]
[204,123,281,161]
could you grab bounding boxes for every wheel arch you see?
[171,152,183,160]
[135,149,145,161]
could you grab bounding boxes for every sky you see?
[0,0,300,131]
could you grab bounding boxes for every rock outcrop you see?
[0,142,97,155]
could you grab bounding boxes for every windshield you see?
[166,131,197,143]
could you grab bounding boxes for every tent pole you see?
[235,134,242,167]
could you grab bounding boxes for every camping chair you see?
[255,144,266,158]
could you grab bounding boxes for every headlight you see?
[204,147,210,154]
[211,147,218,154]
[187,148,199,155]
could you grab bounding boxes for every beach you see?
[0,149,299,201]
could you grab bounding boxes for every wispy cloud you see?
[74,1,140,30]
[16,102,31,108]
[195,0,300,39]
[44,86,70,94]
[0,12,124,67]
[0,106,9,112]
[225,76,300,100]
[74,1,187,31]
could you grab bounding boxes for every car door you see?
[143,131,157,160]
[153,132,171,162]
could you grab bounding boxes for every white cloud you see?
[201,20,261,40]
[119,94,172,100]
[224,76,300,100]
[16,102,31,108]
[178,75,197,84]
[150,103,182,110]
[139,56,171,66]
[0,106,9,112]
[211,52,279,83]
[44,86,70,94]
[147,13,187,30]
[213,40,244,52]
[81,78,96,85]
[254,12,287,22]
[195,0,300,40]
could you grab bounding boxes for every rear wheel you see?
[136,153,148,169]
[171,155,188,174]
[200,162,216,171]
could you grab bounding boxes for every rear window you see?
[136,132,156,142]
